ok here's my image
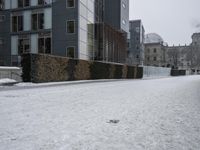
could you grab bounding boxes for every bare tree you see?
[167,48,180,69]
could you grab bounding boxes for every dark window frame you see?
[31,13,44,31]
[18,0,30,8]
[67,20,75,33]
[12,15,24,32]
[18,38,30,55]
[66,0,75,8]
[38,35,51,54]
[66,47,75,58]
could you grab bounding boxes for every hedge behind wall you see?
[21,53,143,83]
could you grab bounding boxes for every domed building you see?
[144,33,167,67]
[144,33,164,44]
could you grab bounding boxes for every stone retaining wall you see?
[171,69,186,76]
[21,54,143,83]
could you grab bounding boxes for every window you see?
[38,0,51,5]
[153,57,157,61]
[18,0,30,8]
[32,13,44,30]
[67,20,75,33]
[66,0,75,8]
[147,48,150,53]
[0,15,5,22]
[66,47,75,58]
[136,55,139,59]
[12,15,23,32]
[38,35,51,54]
[0,0,4,9]
[18,38,30,55]
[154,48,157,53]
[147,57,150,61]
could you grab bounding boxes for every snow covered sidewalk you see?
[0,78,18,86]
[0,76,200,150]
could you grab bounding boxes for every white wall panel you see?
[31,34,38,54]
[11,36,18,55]
[23,11,31,31]
[44,8,52,29]
[5,0,11,9]
[11,0,18,9]
[31,0,37,6]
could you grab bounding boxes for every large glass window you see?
[66,0,75,8]
[31,13,44,30]
[12,15,23,32]
[66,47,75,58]
[38,36,51,54]
[18,38,30,55]
[18,0,30,8]
[67,20,75,33]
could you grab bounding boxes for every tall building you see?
[128,20,145,65]
[0,0,129,66]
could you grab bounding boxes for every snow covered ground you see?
[0,76,200,150]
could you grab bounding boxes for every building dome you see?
[144,33,164,44]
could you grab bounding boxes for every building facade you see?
[0,0,129,66]
[144,32,200,71]
[144,33,166,67]
[128,20,145,65]
[165,45,191,69]
[103,0,129,34]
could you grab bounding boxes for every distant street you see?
[0,76,200,150]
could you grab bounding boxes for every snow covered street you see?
[0,76,200,150]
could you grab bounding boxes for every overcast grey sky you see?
[130,0,200,46]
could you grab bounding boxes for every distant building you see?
[127,20,145,65]
[144,33,167,67]
[165,45,191,69]
[144,32,200,71]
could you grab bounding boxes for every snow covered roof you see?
[144,33,164,44]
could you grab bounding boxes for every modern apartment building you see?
[0,0,129,66]
[128,20,145,65]
[0,0,53,66]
